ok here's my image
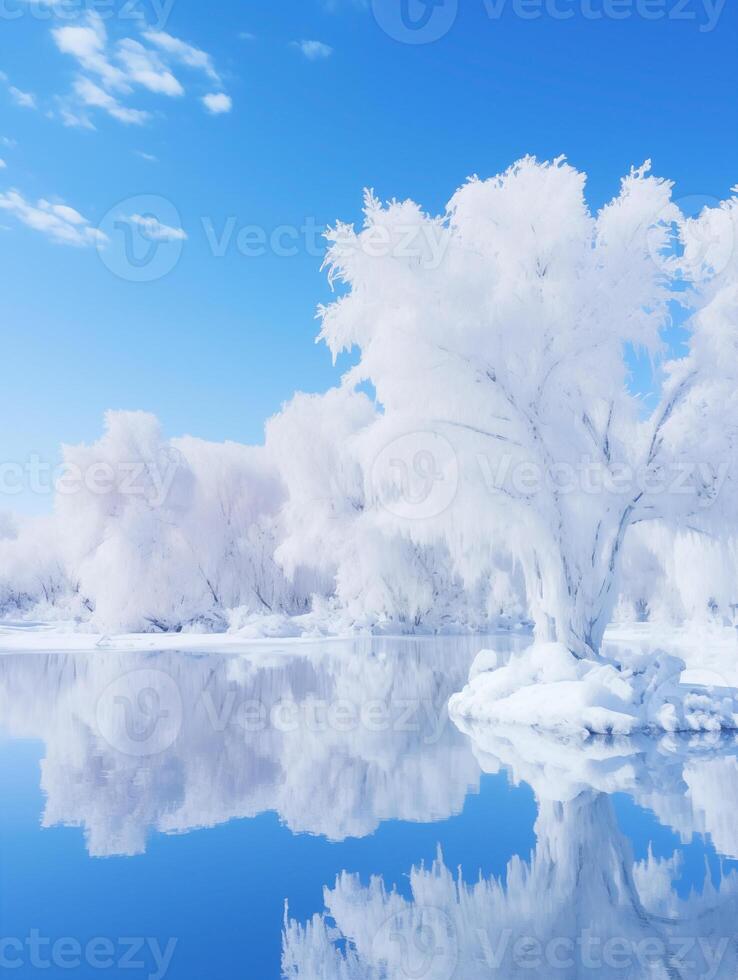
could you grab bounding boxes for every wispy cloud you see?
[0,159,6,169]
[0,189,107,247]
[135,150,158,163]
[238,32,256,41]
[142,29,220,82]
[9,86,37,109]
[293,40,333,60]
[51,13,229,127]
[52,15,127,90]
[116,39,184,96]
[126,213,187,241]
[73,76,150,125]
[201,92,232,115]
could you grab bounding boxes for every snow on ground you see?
[0,614,531,653]
[450,623,738,736]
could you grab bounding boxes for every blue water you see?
[1,637,737,978]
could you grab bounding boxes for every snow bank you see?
[449,641,738,735]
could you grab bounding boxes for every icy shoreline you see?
[450,629,738,736]
[0,616,531,654]
[2,620,737,737]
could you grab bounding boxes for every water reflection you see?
[284,722,738,978]
[1,636,737,978]
[0,635,524,855]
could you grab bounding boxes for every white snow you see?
[2,159,738,728]
[450,627,738,735]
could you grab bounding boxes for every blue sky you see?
[1,0,737,513]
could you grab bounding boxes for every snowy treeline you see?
[2,157,737,635]
[0,404,529,633]
[1,406,734,635]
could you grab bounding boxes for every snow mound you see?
[448,642,738,736]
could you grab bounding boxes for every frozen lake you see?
[1,634,737,978]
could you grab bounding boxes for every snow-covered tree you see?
[0,513,72,618]
[319,158,738,660]
[56,411,306,632]
[267,386,527,631]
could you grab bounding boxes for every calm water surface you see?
[1,635,737,978]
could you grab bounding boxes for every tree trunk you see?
[524,517,626,661]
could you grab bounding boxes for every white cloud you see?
[0,159,5,169]
[52,15,128,91]
[9,86,37,109]
[238,32,256,41]
[51,14,228,128]
[201,92,231,115]
[142,29,220,82]
[58,103,95,129]
[135,150,158,163]
[126,213,187,241]
[293,40,333,60]
[0,189,107,247]
[73,77,149,125]
[117,39,184,97]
